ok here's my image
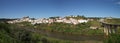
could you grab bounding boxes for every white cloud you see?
[117,2,120,5]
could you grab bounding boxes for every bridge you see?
[100,22,120,35]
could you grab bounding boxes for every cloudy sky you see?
[0,0,120,18]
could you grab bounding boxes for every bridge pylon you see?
[100,22,120,35]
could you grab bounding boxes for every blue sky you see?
[0,0,120,18]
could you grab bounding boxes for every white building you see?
[78,19,88,23]
[69,18,79,25]
[7,16,89,25]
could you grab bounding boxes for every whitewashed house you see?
[69,18,79,25]
[78,19,88,23]
[56,19,63,22]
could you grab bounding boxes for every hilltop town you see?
[7,15,99,25]
[7,15,115,30]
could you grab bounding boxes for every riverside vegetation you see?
[0,17,120,43]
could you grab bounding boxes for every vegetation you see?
[104,34,120,43]
[104,19,120,24]
[0,22,103,43]
[0,20,104,43]
[2,17,120,43]
[35,21,103,35]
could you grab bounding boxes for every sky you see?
[0,0,120,18]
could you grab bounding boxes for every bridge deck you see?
[100,22,120,26]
